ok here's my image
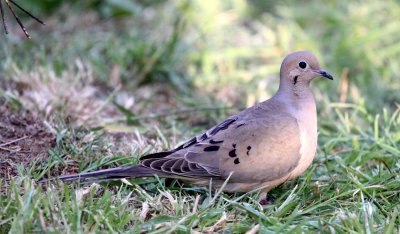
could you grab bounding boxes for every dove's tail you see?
[40,165,155,183]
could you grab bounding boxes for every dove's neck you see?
[274,84,317,143]
[275,85,316,116]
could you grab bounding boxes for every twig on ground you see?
[0,135,28,147]
[192,194,200,213]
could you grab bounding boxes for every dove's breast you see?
[287,99,318,179]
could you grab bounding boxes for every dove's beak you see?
[316,69,333,80]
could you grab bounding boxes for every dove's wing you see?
[139,99,302,183]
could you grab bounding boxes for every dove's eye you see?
[298,61,308,69]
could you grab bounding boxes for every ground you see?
[0,0,399,233]
[0,104,55,181]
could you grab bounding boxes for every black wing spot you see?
[178,136,197,150]
[232,144,236,148]
[236,123,245,128]
[234,158,240,164]
[140,150,174,160]
[246,146,251,155]
[198,132,208,141]
[209,118,236,135]
[209,139,223,144]
[204,146,220,152]
[228,149,237,157]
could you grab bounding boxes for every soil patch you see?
[0,104,56,181]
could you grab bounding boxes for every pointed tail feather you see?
[40,165,155,183]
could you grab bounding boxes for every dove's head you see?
[279,51,333,93]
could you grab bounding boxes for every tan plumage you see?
[43,51,333,194]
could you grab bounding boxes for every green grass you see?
[0,0,399,233]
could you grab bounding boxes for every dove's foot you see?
[259,198,271,205]
[259,193,276,205]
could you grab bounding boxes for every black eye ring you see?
[299,61,307,69]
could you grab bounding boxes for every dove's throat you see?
[276,83,315,107]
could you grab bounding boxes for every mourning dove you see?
[44,51,333,195]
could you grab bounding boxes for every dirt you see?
[0,104,56,181]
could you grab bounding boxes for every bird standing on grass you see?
[42,51,333,197]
